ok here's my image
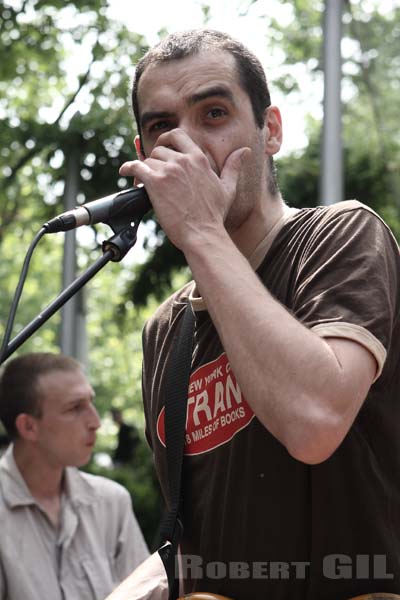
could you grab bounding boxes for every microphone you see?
[44,186,151,233]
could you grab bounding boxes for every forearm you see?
[105,553,168,600]
[116,516,150,581]
[184,229,372,463]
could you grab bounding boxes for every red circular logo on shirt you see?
[157,353,255,455]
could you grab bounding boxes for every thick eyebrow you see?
[188,85,235,106]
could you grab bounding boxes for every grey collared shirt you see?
[0,445,149,600]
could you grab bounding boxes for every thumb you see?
[220,146,251,194]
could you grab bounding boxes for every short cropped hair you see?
[0,353,82,440]
[131,29,278,195]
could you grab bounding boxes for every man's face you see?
[136,50,280,235]
[32,369,100,468]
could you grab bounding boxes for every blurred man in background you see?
[0,352,149,600]
[111,408,140,466]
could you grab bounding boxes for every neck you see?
[230,191,286,259]
[13,442,64,500]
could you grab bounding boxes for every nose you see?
[178,117,202,147]
[172,119,216,172]
[88,403,101,431]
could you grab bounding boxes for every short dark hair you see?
[131,29,278,195]
[132,28,271,138]
[0,353,83,440]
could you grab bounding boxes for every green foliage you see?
[0,0,148,353]
[270,0,324,74]
[127,235,190,308]
[341,1,400,221]
[0,227,63,352]
[268,0,400,238]
[277,134,321,209]
[83,258,152,419]
[0,0,148,238]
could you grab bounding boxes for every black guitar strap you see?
[158,303,195,600]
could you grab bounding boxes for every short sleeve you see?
[291,204,400,377]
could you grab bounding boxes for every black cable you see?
[0,227,47,364]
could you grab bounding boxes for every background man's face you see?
[32,369,100,468]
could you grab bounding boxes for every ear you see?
[134,135,146,161]
[264,106,282,155]
[15,413,39,442]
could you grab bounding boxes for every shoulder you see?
[72,469,132,507]
[79,470,129,495]
[286,200,400,258]
[293,199,389,226]
[324,199,385,221]
[324,200,399,257]
[311,199,396,236]
[143,280,193,344]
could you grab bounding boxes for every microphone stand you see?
[1,217,142,364]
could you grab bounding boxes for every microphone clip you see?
[102,220,141,262]
[101,194,147,262]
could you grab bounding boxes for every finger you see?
[119,160,141,177]
[119,159,158,179]
[119,153,177,176]
[119,158,146,187]
[150,145,179,162]
[118,161,151,190]
[118,161,142,187]
[119,157,169,189]
[220,147,251,196]
[155,128,200,154]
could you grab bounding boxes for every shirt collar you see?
[0,444,96,509]
[63,465,96,506]
[0,444,36,508]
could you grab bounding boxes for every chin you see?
[70,452,92,468]
[80,453,93,466]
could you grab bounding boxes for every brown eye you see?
[207,107,227,119]
[149,121,170,133]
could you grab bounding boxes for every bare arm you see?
[105,553,168,600]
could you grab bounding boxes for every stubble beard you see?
[224,138,267,234]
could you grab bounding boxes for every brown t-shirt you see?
[142,201,400,600]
